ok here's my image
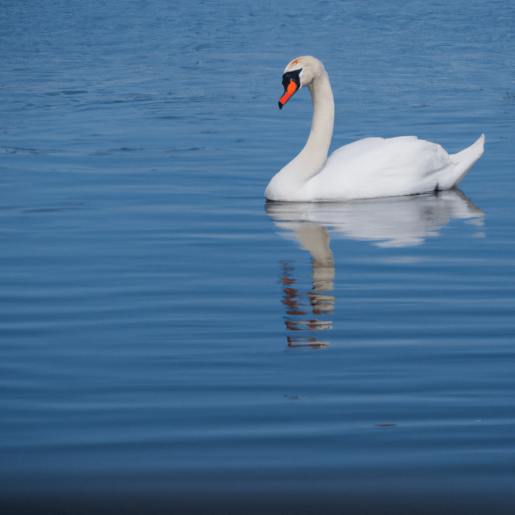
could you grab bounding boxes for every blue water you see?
[1,1,515,514]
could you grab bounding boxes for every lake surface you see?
[1,1,514,514]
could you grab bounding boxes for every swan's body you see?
[265,56,484,202]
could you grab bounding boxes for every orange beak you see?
[278,79,298,109]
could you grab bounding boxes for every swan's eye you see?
[279,69,302,109]
[281,69,302,91]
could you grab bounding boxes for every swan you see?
[265,56,484,202]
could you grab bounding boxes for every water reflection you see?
[266,190,484,348]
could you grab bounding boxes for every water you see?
[1,1,514,513]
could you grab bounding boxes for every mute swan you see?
[265,56,484,202]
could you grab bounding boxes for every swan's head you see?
[278,56,324,109]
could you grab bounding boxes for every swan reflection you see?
[267,190,484,349]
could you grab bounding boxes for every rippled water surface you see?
[1,1,515,514]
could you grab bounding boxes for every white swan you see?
[265,56,484,202]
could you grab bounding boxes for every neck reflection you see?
[279,222,335,350]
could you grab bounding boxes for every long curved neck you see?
[302,71,334,173]
[276,70,334,191]
[265,69,335,201]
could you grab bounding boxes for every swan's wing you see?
[327,137,386,161]
[309,136,454,200]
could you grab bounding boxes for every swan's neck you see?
[284,72,334,187]
[302,71,334,174]
[265,70,334,201]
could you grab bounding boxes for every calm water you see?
[1,1,515,514]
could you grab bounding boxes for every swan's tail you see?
[448,134,484,188]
